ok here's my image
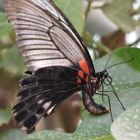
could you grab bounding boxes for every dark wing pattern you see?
[5,0,94,133]
[13,67,83,133]
[6,0,94,74]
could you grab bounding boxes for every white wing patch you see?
[47,105,56,115]
[43,101,51,109]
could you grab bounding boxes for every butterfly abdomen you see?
[82,88,108,115]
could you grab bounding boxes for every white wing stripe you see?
[19,45,56,52]
[50,26,83,61]
[24,55,64,61]
[16,35,50,41]
[34,0,58,18]
[15,30,48,37]
[17,40,52,48]
[22,50,63,57]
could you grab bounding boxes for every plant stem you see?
[97,43,112,53]
[85,0,93,19]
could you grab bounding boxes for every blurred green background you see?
[0,0,140,140]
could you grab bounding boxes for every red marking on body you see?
[78,59,90,75]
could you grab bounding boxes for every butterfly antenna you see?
[104,53,113,69]
[104,40,121,69]
[106,57,134,70]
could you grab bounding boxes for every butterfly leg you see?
[95,92,113,121]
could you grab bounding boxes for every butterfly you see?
[5,0,125,133]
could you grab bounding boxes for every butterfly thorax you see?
[91,70,109,92]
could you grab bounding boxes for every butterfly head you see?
[90,69,112,91]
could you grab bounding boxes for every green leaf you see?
[0,130,26,140]
[53,0,85,34]
[74,116,111,140]
[26,132,114,140]
[0,108,11,126]
[27,131,73,140]
[111,101,140,140]
[93,135,115,140]
[93,47,140,116]
[0,47,26,76]
[102,0,138,32]
[0,12,12,38]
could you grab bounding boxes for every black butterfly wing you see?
[13,67,83,133]
[6,0,95,133]
[6,0,95,74]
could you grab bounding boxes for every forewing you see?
[5,0,94,74]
